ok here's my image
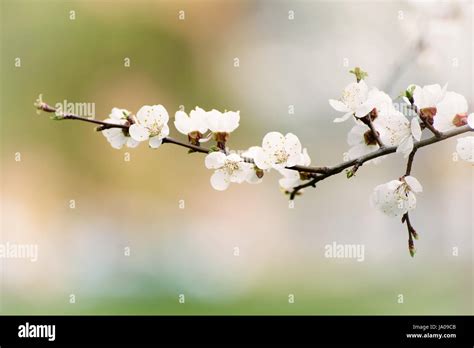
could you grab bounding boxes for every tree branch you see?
[162,137,209,154]
[404,148,417,176]
[360,114,385,148]
[411,105,442,138]
[36,100,473,197]
[289,124,473,197]
[38,103,333,175]
[402,212,418,257]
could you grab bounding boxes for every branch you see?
[401,148,419,256]
[162,137,209,154]
[404,148,417,176]
[36,99,473,198]
[289,124,473,197]
[402,212,418,257]
[37,103,329,174]
[64,114,129,129]
[412,105,442,138]
[360,114,385,148]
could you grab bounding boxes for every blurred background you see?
[0,0,472,314]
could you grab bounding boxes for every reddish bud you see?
[452,113,468,127]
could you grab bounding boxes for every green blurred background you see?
[0,0,472,314]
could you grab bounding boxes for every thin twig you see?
[411,105,442,138]
[404,148,417,176]
[361,114,385,148]
[162,137,209,154]
[63,114,129,129]
[402,212,418,257]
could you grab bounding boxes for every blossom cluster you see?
[35,67,473,257]
[100,104,310,191]
[330,78,474,217]
[98,71,473,218]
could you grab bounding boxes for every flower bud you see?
[187,131,203,146]
[452,113,468,127]
[408,239,416,258]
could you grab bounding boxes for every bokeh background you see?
[1,0,472,314]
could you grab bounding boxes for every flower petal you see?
[404,176,423,193]
[226,153,242,163]
[410,118,422,141]
[149,136,163,148]
[329,99,350,113]
[284,133,302,157]
[396,136,413,158]
[406,192,417,211]
[223,111,240,132]
[205,152,226,169]
[333,111,353,123]
[347,124,367,146]
[126,137,140,148]
[467,113,474,129]
[253,148,272,170]
[108,133,126,149]
[129,124,150,141]
[244,166,262,184]
[242,146,261,159]
[174,110,190,135]
[151,105,169,123]
[161,123,170,138]
[262,132,285,151]
[456,136,474,162]
[298,148,311,166]
[210,170,230,191]
[110,107,128,120]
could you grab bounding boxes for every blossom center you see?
[363,130,379,146]
[342,88,361,109]
[147,120,163,137]
[369,108,378,120]
[223,160,240,175]
[452,113,468,127]
[274,149,289,164]
[419,107,437,125]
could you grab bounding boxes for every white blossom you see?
[329,80,369,122]
[277,148,311,191]
[456,136,474,162]
[433,92,468,132]
[253,132,302,170]
[358,88,395,118]
[204,152,251,191]
[206,109,240,133]
[174,107,208,135]
[101,108,139,149]
[371,176,423,217]
[410,83,447,110]
[129,105,170,148]
[396,118,422,158]
[346,124,381,162]
[346,90,418,161]
[372,90,421,150]
[468,113,474,129]
[241,146,264,184]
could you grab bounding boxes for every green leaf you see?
[208,145,220,153]
[349,67,368,82]
[49,114,64,120]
